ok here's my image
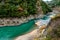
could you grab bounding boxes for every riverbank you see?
[0,13,43,26]
[14,10,60,40]
[0,10,60,40]
[15,29,38,40]
[0,10,59,26]
[0,20,36,40]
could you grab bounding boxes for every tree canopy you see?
[0,0,52,18]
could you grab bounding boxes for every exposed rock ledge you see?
[0,14,43,26]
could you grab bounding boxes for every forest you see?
[0,0,52,17]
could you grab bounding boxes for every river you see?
[0,13,57,40]
[0,20,36,40]
[0,16,49,40]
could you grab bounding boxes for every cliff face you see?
[45,18,60,40]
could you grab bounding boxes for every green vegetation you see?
[0,0,52,17]
[0,0,37,17]
[46,0,60,7]
[53,25,60,37]
[40,1,52,14]
[52,0,60,6]
[45,25,60,40]
[45,35,52,40]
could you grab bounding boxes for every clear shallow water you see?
[0,20,35,40]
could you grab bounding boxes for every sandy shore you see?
[14,10,60,40]
[14,29,38,40]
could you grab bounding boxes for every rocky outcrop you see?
[0,14,43,26]
[44,17,60,40]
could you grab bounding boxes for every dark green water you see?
[0,20,35,40]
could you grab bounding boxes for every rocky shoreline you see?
[0,10,59,26]
[0,13,43,26]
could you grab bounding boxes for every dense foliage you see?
[46,0,60,7]
[40,1,52,14]
[0,0,52,17]
[0,0,37,17]
[52,0,60,6]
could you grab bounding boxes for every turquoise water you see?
[0,20,35,40]
[0,15,50,40]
